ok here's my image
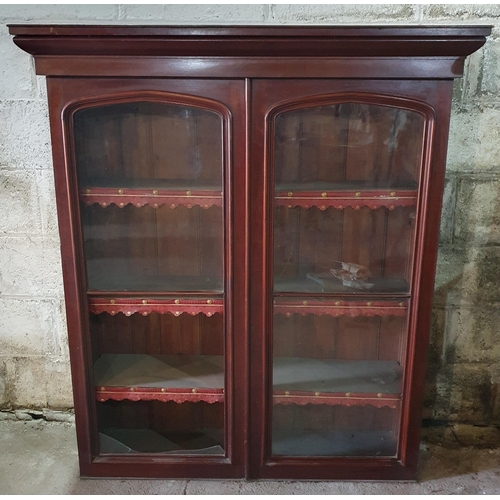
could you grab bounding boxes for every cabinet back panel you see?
[74,102,222,186]
[273,314,405,362]
[90,312,224,356]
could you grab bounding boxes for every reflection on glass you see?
[272,102,423,457]
[75,101,226,456]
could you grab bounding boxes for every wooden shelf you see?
[89,297,223,317]
[94,354,401,408]
[272,429,397,457]
[86,261,223,293]
[274,298,407,318]
[94,354,225,404]
[275,182,417,210]
[274,276,409,295]
[273,357,401,409]
[80,185,223,209]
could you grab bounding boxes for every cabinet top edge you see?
[8,24,493,37]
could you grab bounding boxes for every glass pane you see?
[74,101,226,456]
[74,102,223,293]
[272,102,424,458]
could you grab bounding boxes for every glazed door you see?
[249,80,444,480]
[49,79,247,477]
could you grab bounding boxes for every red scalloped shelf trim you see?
[88,297,224,316]
[274,299,407,317]
[80,187,223,209]
[95,386,399,408]
[96,386,224,404]
[275,189,417,210]
[273,391,400,409]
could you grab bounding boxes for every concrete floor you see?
[1,420,500,494]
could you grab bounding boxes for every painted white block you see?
[272,4,417,23]
[447,104,500,173]
[0,236,64,297]
[0,4,118,22]
[0,298,63,356]
[0,100,52,170]
[0,169,42,235]
[0,30,36,99]
[120,4,266,22]
[35,169,59,236]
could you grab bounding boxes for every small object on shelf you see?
[330,261,374,290]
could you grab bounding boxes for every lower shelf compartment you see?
[94,354,402,407]
[99,428,224,455]
[272,429,397,457]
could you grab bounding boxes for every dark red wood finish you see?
[249,79,451,479]
[44,77,248,478]
[9,25,490,480]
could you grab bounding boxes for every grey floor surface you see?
[1,420,499,495]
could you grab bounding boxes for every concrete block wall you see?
[0,4,499,427]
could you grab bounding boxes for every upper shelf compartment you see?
[273,101,426,202]
[73,100,224,193]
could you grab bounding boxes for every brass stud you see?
[207,299,213,304]
[355,192,361,197]
[389,205,395,210]
[338,205,343,210]
[153,189,158,195]
[191,312,196,316]
[126,311,132,316]
[142,299,147,304]
[136,203,141,208]
[170,204,176,209]
[174,299,180,304]
[203,204,209,209]
[390,191,396,197]
[285,391,290,396]
[142,312,148,316]
[187,204,192,209]
[101,202,107,207]
[174,311,180,316]
[399,302,405,307]
[130,387,135,392]
[287,191,293,197]
[314,391,320,397]
[346,392,351,397]
[118,189,123,194]
[110,299,115,304]
[321,192,327,198]
[85,189,90,194]
[303,300,308,305]
[367,301,373,306]
[335,301,340,306]
[110,310,115,315]
[153,203,158,208]
[355,205,360,210]
[99,399,105,402]
[161,388,166,393]
[119,202,124,208]
[286,312,291,317]
[287,205,292,208]
[207,312,212,317]
[100,387,105,391]
[377,393,383,398]
[186,190,192,196]
[192,388,197,393]
[320,205,326,210]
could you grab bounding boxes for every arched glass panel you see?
[73,100,226,456]
[271,102,425,457]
